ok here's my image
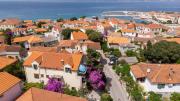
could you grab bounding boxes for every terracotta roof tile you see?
[131,63,180,84]
[23,51,43,66]
[107,36,130,45]
[121,29,136,33]
[23,52,83,71]
[0,44,21,52]
[29,46,57,52]
[58,40,78,48]
[83,40,101,50]
[72,31,88,40]
[0,72,21,95]
[146,24,163,29]
[16,87,87,101]
[34,28,47,33]
[163,38,180,44]
[13,35,43,43]
[0,57,17,70]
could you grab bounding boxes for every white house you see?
[137,32,155,39]
[0,18,21,30]
[58,40,78,53]
[23,51,84,89]
[13,35,43,49]
[136,24,150,34]
[130,63,180,93]
[0,72,22,101]
[178,17,180,24]
[12,28,27,36]
[121,29,137,38]
[0,44,22,60]
[146,24,164,34]
[107,36,137,56]
[97,22,107,34]
[44,26,62,41]
[58,40,101,54]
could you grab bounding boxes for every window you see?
[157,84,165,89]
[33,64,38,70]
[46,75,49,78]
[34,74,39,79]
[41,74,44,78]
[65,67,71,73]
[168,84,173,88]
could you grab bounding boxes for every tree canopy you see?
[170,93,180,101]
[148,92,162,101]
[144,41,180,63]
[61,28,79,40]
[3,61,26,80]
[125,50,137,57]
[114,64,143,101]
[100,93,113,101]
[57,18,64,22]
[23,82,44,91]
[86,29,103,42]
[109,48,121,57]
[37,21,46,28]
[3,29,13,45]
[80,16,86,19]
[70,17,78,21]
[86,49,101,67]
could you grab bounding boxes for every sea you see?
[0,1,180,20]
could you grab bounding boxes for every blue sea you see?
[0,1,180,20]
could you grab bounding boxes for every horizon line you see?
[0,0,178,3]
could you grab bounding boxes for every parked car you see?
[108,56,118,65]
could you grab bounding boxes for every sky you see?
[0,0,177,2]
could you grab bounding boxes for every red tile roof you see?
[23,52,83,71]
[131,63,180,84]
[0,57,17,70]
[72,31,88,41]
[16,87,87,101]
[0,72,21,95]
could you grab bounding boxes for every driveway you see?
[100,51,130,101]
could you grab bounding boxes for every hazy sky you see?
[0,0,177,2]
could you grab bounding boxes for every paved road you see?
[101,52,130,101]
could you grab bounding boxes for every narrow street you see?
[100,52,130,101]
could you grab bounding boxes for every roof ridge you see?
[30,88,34,101]
[151,65,163,83]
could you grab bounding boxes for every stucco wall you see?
[24,62,82,89]
[130,71,180,93]
[139,79,180,93]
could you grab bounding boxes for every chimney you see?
[147,64,151,74]
[168,73,172,81]
[147,68,151,74]
[168,67,175,80]
[61,59,64,65]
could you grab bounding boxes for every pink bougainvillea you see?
[44,77,64,93]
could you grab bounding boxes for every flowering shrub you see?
[44,77,64,93]
[88,70,105,90]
